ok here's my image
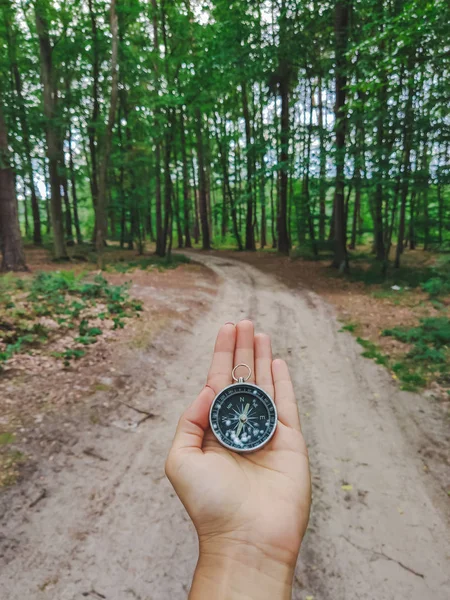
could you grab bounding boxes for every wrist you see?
[189,538,295,600]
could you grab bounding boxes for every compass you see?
[209,363,277,453]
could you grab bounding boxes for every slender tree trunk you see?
[278,79,290,255]
[68,121,82,244]
[374,4,387,263]
[88,0,100,236]
[0,103,27,271]
[194,108,211,250]
[173,159,183,248]
[180,107,192,248]
[409,188,416,250]
[302,82,317,255]
[270,171,277,248]
[35,1,67,259]
[214,114,242,250]
[242,82,255,250]
[349,89,364,251]
[4,1,42,245]
[318,73,327,241]
[96,0,119,263]
[151,0,164,257]
[436,141,448,245]
[331,0,350,271]
[191,155,200,244]
[43,158,51,234]
[395,54,415,268]
[60,150,74,244]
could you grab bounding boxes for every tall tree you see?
[35,0,67,259]
[331,0,351,271]
[96,0,119,258]
[0,101,27,271]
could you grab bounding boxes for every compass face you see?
[209,383,277,452]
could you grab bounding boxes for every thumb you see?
[169,385,215,454]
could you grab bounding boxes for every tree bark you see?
[151,0,164,256]
[194,108,211,250]
[373,1,387,263]
[394,55,415,268]
[88,0,100,237]
[214,114,242,250]
[278,78,290,255]
[302,82,317,255]
[35,1,67,259]
[96,0,119,262]
[0,103,27,271]
[242,82,255,250]
[317,74,327,241]
[331,0,350,272]
[4,0,41,245]
[180,107,192,248]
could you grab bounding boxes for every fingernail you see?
[224,321,234,326]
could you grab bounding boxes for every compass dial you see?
[209,383,277,452]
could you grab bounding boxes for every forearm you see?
[189,541,294,600]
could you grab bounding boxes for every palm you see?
[166,321,311,565]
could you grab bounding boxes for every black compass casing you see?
[209,382,278,453]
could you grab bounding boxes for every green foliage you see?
[391,363,427,391]
[0,432,16,446]
[356,337,389,366]
[109,254,191,273]
[421,277,450,298]
[0,270,141,368]
[340,322,358,333]
[382,318,450,389]
[383,318,450,351]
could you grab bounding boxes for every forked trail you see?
[1,253,449,599]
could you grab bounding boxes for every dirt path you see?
[1,253,449,600]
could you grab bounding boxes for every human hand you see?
[165,321,311,599]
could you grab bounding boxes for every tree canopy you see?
[0,0,449,270]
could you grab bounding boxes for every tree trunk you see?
[96,0,119,262]
[151,0,164,257]
[191,155,200,244]
[302,82,318,255]
[318,73,327,241]
[61,150,74,244]
[88,0,100,237]
[270,171,277,248]
[278,79,290,255]
[408,188,416,250]
[214,114,242,250]
[349,89,365,251]
[68,121,82,244]
[194,108,211,250]
[242,82,255,250]
[331,0,350,272]
[4,0,42,245]
[35,1,67,259]
[180,107,192,248]
[0,103,27,271]
[394,55,415,268]
[373,2,387,263]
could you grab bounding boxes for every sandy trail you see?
[1,253,449,600]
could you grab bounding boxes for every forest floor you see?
[0,248,449,599]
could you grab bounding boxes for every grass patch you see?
[0,432,16,446]
[356,337,389,366]
[339,322,358,333]
[0,271,142,369]
[107,254,191,273]
[0,449,25,487]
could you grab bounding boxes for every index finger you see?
[206,323,236,394]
